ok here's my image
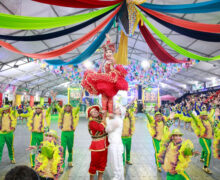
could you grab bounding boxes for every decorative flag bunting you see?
[37,58,197,86]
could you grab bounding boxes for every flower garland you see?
[213,122,220,159]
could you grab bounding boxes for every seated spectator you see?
[4,165,39,180]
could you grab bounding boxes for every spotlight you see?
[141,60,150,70]
[83,60,93,69]
[160,83,166,88]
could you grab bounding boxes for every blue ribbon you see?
[45,17,115,65]
[140,0,220,13]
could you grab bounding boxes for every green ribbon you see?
[137,8,220,61]
[0,4,118,30]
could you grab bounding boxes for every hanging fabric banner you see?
[33,0,123,8]
[140,0,220,13]
[48,97,51,105]
[139,7,220,33]
[0,4,118,30]
[45,16,116,65]
[15,94,21,106]
[118,2,129,35]
[0,5,121,59]
[139,6,220,42]
[139,22,187,64]
[0,93,3,107]
[40,97,44,106]
[0,8,114,41]
[30,96,34,107]
[114,31,128,65]
[137,8,220,61]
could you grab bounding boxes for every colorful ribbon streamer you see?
[139,6,220,33]
[0,5,121,59]
[118,2,129,35]
[33,0,123,8]
[137,8,220,61]
[139,6,220,42]
[0,8,114,41]
[140,0,220,13]
[45,17,115,65]
[114,31,128,65]
[0,4,117,30]
[139,22,187,64]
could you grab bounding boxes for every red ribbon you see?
[33,0,123,8]
[0,4,121,59]
[139,22,187,64]
[139,6,220,33]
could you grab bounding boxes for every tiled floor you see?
[0,114,219,180]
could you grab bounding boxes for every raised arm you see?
[54,103,62,113]
[145,112,153,124]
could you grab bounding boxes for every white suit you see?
[106,106,125,180]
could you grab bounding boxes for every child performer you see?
[27,130,63,179]
[87,105,109,180]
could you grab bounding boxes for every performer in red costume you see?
[81,34,128,117]
[87,105,109,180]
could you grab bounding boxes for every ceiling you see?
[0,0,220,97]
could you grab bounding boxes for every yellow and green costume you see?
[56,103,80,167]
[145,112,169,169]
[213,122,220,159]
[122,106,136,165]
[182,108,192,123]
[190,110,214,167]
[0,106,17,162]
[158,129,194,180]
[174,105,182,119]
[23,105,51,167]
[35,140,63,179]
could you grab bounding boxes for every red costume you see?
[81,40,128,114]
[87,105,109,175]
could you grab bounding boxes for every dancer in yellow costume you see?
[22,104,51,167]
[27,130,63,179]
[190,109,215,174]
[54,95,82,168]
[145,111,174,172]
[122,105,136,165]
[158,129,200,180]
[0,105,17,164]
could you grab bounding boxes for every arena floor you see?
[0,114,220,180]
